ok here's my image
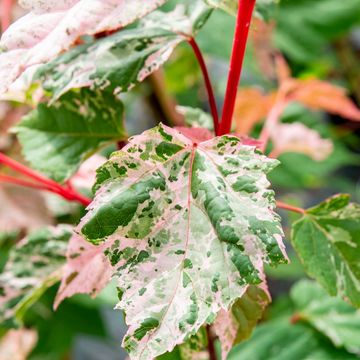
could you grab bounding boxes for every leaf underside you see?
[75,124,286,359]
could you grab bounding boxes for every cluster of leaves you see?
[0,0,360,360]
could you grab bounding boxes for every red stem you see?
[1,0,13,32]
[276,201,306,215]
[188,37,220,135]
[0,153,91,206]
[219,0,256,135]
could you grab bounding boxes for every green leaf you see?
[291,194,360,308]
[34,4,211,100]
[291,280,360,354]
[214,285,270,359]
[78,124,286,359]
[228,317,359,360]
[275,0,360,63]
[177,106,214,131]
[0,225,72,326]
[13,89,126,183]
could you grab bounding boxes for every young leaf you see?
[34,4,211,100]
[291,280,360,353]
[291,79,360,122]
[13,89,126,183]
[0,0,167,93]
[270,122,333,161]
[54,233,113,309]
[78,124,286,359]
[0,225,72,326]
[214,284,270,359]
[291,194,360,307]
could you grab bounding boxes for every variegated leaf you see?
[0,225,72,325]
[0,0,167,94]
[34,4,211,100]
[13,88,126,182]
[214,284,270,360]
[77,124,286,359]
[291,194,360,308]
[54,232,113,309]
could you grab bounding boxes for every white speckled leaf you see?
[33,4,211,100]
[77,124,286,359]
[291,194,360,308]
[214,284,270,360]
[0,225,72,325]
[0,0,167,93]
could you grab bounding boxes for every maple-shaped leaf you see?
[34,3,211,100]
[0,0,167,94]
[214,284,270,360]
[291,79,360,122]
[291,194,360,308]
[270,122,333,161]
[0,225,72,325]
[54,232,113,309]
[77,124,286,359]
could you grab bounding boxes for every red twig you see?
[188,37,220,135]
[276,201,306,215]
[219,0,256,136]
[1,0,13,32]
[206,325,217,360]
[0,153,91,206]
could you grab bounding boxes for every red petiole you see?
[188,37,220,135]
[219,0,256,135]
[0,153,91,206]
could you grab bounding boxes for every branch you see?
[219,0,256,135]
[276,201,306,215]
[206,325,218,360]
[0,153,91,206]
[188,37,220,135]
[1,0,13,32]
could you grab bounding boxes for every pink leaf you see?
[0,0,167,93]
[174,126,213,143]
[54,232,114,309]
[0,329,37,360]
[270,122,333,161]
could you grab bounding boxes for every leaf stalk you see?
[219,0,257,135]
[0,153,91,206]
